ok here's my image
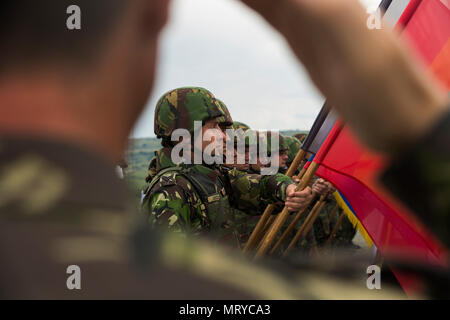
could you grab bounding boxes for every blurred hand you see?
[312,178,328,196]
[285,185,313,212]
[312,178,336,196]
[240,0,447,154]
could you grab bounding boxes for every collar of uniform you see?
[0,135,130,212]
[155,147,176,171]
[181,162,220,171]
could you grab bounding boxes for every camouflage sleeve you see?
[145,176,206,235]
[145,157,158,183]
[226,169,294,214]
[381,110,450,248]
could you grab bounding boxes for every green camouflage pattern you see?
[3,133,442,299]
[146,147,175,183]
[335,213,358,245]
[294,133,307,143]
[4,136,403,299]
[313,200,337,245]
[232,121,251,131]
[284,136,302,165]
[154,87,227,138]
[216,99,233,127]
[143,145,268,246]
[144,164,293,242]
[264,131,288,156]
[233,128,259,148]
[313,198,356,247]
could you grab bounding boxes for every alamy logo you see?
[66,265,81,290]
[366,265,381,290]
[366,6,382,30]
[66,5,81,30]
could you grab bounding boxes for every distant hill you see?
[280,130,308,137]
[125,130,309,197]
[124,137,162,197]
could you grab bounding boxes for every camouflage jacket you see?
[143,162,293,240]
[0,136,308,299]
[0,136,427,299]
[146,147,175,183]
[0,137,262,298]
[147,147,276,215]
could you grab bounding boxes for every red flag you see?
[401,0,450,65]
[312,0,449,294]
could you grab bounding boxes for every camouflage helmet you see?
[262,131,288,156]
[216,99,234,127]
[284,136,302,164]
[294,133,307,144]
[232,121,251,131]
[233,128,258,148]
[154,87,226,139]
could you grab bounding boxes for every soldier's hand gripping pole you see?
[249,161,310,252]
[254,160,318,260]
[283,194,327,257]
[243,149,306,254]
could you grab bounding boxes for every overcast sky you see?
[132,0,382,138]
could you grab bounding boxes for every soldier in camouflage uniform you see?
[146,98,233,182]
[144,103,263,246]
[230,128,274,245]
[143,98,260,246]
[142,87,313,246]
[284,136,302,170]
[0,0,448,300]
[266,132,289,174]
[232,121,251,131]
[294,133,307,144]
[1,0,321,299]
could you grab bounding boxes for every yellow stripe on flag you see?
[333,191,374,248]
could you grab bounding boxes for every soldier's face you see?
[279,151,288,168]
[234,146,250,171]
[199,118,228,156]
[219,124,233,155]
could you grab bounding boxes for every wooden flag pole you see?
[263,215,277,232]
[327,203,340,230]
[251,214,278,248]
[323,208,346,251]
[283,195,327,257]
[268,194,317,255]
[296,167,307,180]
[285,149,307,178]
[242,204,276,254]
[254,161,319,260]
[243,149,306,254]
[264,164,313,255]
